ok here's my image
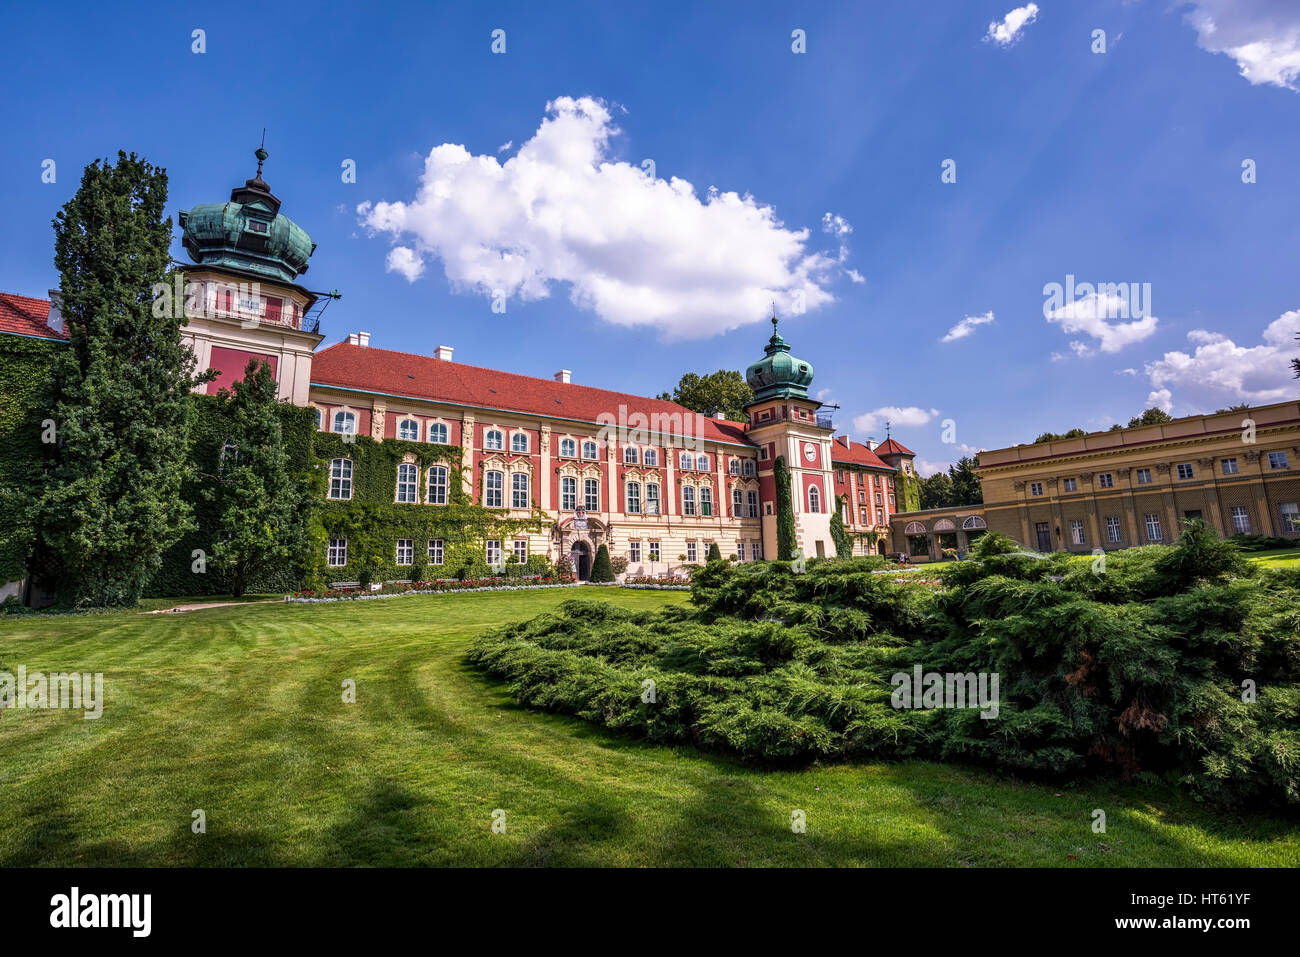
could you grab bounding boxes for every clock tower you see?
[744,315,836,560]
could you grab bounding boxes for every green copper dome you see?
[745,315,814,401]
[178,149,315,284]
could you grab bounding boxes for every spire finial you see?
[770,304,778,335]
[885,420,892,438]
[254,129,268,178]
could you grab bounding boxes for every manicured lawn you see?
[1247,547,1300,570]
[0,587,1295,867]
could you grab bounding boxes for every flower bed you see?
[620,576,691,590]
[287,576,578,603]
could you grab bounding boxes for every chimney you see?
[358,331,370,347]
[867,437,878,451]
[435,345,454,361]
[837,434,850,447]
[347,333,360,346]
[46,289,64,335]
[554,369,571,384]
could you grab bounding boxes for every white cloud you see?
[1115,368,1138,376]
[1183,0,1300,91]
[822,212,853,239]
[386,246,425,282]
[1045,292,1159,353]
[846,268,866,284]
[1069,340,1094,358]
[1050,351,1066,362]
[917,458,953,478]
[853,406,940,435]
[940,310,994,343]
[357,96,846,340]
[985,3,1039,47]
[497,140,513,153]
[1143,308,1300,410]
[1147,388,1175,413]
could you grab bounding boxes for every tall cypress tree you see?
[774,455,796,561]
[35,152,211,606]
[208,359,310,597]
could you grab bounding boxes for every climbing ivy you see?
[774,455,796,561]
[830,496,853,558]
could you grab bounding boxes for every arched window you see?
[397,418,419,441]
[696,454,709,471]
[428,422,448,444]
[643,449,658,466]
[743,460,756,477]
[511,472,529,508]
[329,459,353,499]
[560,476,577,510]
[700,486,713,517]
[582,441,598,460]
[729,459,740,475]
[623,446,639,464]
[646,483,660,514]
[626,481,641,513]
[485,470,503,507]
[808,485,821,513]
[333,410,356,435]
[315,408,324,431]
[682,486,696,516]
[680,452,692,470]
[396,464,418,503]
[511,433,528,453]
[220,439,239,466]
[484,429,503,450]
[427,466,448,505]
[560,438,576,457]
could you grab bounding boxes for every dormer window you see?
[247,219,269,235]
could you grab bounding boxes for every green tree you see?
[949,456,983,506]
[707,541,722,562]
[1293,333,1299,381]
[1128,407,1173,427]
[829,498,852,558]
[33,152,212,607]
[657,370,753,422]
[1034,427,1086,443]
[589,543,615,582]
[919,471,954,510]
[207,359,311,597]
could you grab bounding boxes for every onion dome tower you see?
[174,147,325,404]
[745,315,815,401]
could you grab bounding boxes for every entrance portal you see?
[570,541,591,581]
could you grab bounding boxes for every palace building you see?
[0,152,906,588]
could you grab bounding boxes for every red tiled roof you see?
[830,437,894,470]
[311,341,755,446]
[0,292,65,340]
[873,437,914,456]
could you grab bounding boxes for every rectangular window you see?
[733,488,744,516]
[584,478,599,511]
[1221,458,1239,475]
[1145,513,1163,542]
[747,490,759,518]
[686,542,697,562]
[1176,463,1194,480]
[511,472,529,509]
[1097,473,1115,489]
[486,540,502,566]
[627,481,641,514]
[396,464,419,503]
[1029,482,1043,496]
[1136,468,1152,484]
[427,466,448,505]
[1230,506,1250,534]
[396,539,414,565]
[860,508,868,524]
[1105,516,1122,543]
[1268,451,1289,469]
[629,541,641,563]
[858,490,865,504]
[1069,520,1085,546]
[327,538,347,567]
[647,540,660,562]
[561,476,577,511]
[751,543,761,561]
[1063,478,1077,492]
[625,447,639,465]
[682,486,696,516]
[646,484,660,514]
[700,488,713,517]
[428,539,444,565]
[512,540,528,562]
[329,459,353,500]
[1281,503,1300,533]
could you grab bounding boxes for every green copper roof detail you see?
[178,148,315,284]
[745,313,814,401]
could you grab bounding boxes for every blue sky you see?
[3,0,1299,474]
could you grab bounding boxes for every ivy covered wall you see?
[0,335,65,584]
